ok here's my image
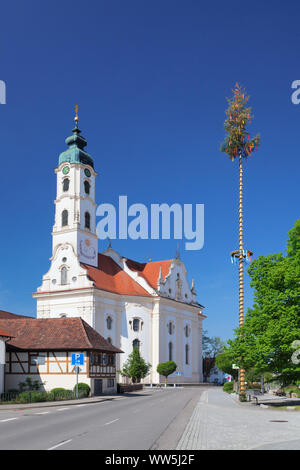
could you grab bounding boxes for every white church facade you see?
[33,115,205,384]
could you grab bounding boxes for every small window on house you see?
[63,178,70,192]
[107,379,115,388]
[61,266,67,285]
[85,211,91,229]
[62,210,68,227]
[30,354,38,366]
[133,318,140,332]
[106,316,112,330]
[84,180,91,195]
[103,354,108,365]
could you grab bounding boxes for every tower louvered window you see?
[84,180,90,195]
[63,178,70,192]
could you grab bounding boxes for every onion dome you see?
[58,107,94,169]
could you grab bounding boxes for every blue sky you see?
[0,0,299,342]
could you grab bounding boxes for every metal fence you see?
[0,389,88,404]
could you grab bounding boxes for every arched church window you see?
[168,342,173,361]
[85,211,91,229]
[133,318,140,332]
[184,325,190,338]
[63,178,70,192]
[62,210,68,227]
[61,266,67,285]
[185,344,189,365]
[107,337,112,344]
[168,321,174,335]
[132,339,140,351]
[106,316,112,330]
[84,180,90,195]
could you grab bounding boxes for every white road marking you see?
[103,418,120,426]
[0,418,18,422]
[56,408,69,411]
[48,439,72,450]
[35,412,49,415]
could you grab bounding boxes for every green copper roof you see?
[58,124,94,169]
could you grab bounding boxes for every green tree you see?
[226,220,300,386]
[157,361,177,385]
[119,348,151,384]
[202,330,226,381]
[215,350,238,380]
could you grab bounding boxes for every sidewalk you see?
[176,387,300,450]
[0,394,120,411]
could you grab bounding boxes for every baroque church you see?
[33,113,206,385]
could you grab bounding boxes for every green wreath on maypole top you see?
[220,82,260,160]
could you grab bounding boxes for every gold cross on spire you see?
[74,104,79,124]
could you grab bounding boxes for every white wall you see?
[0,338,6,394]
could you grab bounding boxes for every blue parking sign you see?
[71,353,84,366]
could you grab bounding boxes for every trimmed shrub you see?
[223,381,234,393]
[157,361,177,384]
[73,382,90,397]
[48,388,73,401]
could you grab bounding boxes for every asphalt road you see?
[0,387,204,450]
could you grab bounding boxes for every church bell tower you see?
[52,107,98,267]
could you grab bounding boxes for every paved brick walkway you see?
[176,388,300,450]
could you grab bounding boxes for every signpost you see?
[175,371,182,388]
[71,353,84,399]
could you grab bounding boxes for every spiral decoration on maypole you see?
[220,83,260,400]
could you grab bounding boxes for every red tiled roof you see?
[0,328,13,338]
[0,310,32,320]
[0,317,122,353]
[125,258,173,289]
[81,253,152,297]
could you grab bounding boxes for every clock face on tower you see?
[62,166,70,175]
[79,238,96,260]
[84,168,91,177]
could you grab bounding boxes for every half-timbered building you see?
[0,312,122,395]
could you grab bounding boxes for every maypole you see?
[238,153,245,395]
[220,83,260,400]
